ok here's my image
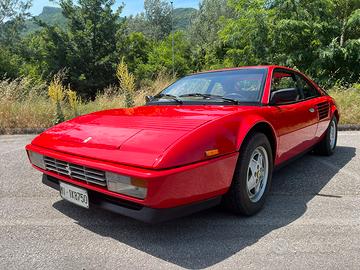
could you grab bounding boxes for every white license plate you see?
[60,182,89,208]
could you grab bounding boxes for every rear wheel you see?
[315,116,337,156]
[224,133,273,216]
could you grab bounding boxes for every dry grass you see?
[0,72,173,130]
[0,74,358,130]
[0,98,53,128]
[328,84,360,125]
[133,72,174,106]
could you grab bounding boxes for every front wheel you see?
[315,116,338,156]
[223,133,273,216]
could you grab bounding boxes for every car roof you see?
[192,65,293,75]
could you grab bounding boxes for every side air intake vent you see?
[317,102,330,120]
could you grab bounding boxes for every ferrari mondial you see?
[26,65,339,223]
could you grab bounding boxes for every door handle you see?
[309,108,315,113]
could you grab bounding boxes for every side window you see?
[270,71,300,104]
[271,72,297,92]
[296,75,320,99]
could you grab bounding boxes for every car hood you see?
[32,105,249,169]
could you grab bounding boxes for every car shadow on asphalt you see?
[53,146,356,269]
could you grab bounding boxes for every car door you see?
[295,73,330,140]
[270,69,319,164]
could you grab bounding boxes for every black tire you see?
[223,133,273,216]
[314,116,338,156]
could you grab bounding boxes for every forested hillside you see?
[23,7,67,35]
[1,0,359,93]
[22,6,196,35]
[0,0,359,130]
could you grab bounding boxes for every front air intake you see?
[44,156,106,186]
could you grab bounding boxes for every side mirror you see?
[145,95,154,103]
[269,88,299,105]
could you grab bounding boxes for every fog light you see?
[27,151,46,170]
[105,172,147,199]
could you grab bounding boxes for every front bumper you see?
[43,174,221,223]
[26,144,238,209]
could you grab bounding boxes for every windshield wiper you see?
[153,93,183,104]
[179,93,239,104]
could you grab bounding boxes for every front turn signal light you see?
[205,149,219,157]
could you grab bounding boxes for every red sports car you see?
[26,65,339,223]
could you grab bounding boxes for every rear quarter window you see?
[296,74,320,99]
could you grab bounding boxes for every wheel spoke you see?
[247,175,257,190]
[258,154,263,168]
[249,159,257,174]
[254,182,260,194]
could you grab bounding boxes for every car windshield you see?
[155,68,267,104]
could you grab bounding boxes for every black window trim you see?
[269,68,321,106]
[154,68,268,106]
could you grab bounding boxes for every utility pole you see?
[171,1,175,78]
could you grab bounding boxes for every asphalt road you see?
[0,132,360,270]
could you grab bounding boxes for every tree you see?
[121,32,152,79]
[271,0,360,85]
[127,0,172,40]
[219,0,272,67]
[0,0,31,44]
[189,0,235,70]
[17,20,69,82]
[142,31,192,78]
[190,0,231,46]
[59,0,125,96]
[321,0,360,84]
[144,0,172,40]
[0,0,31,79]
[0,45,22,78]
[219,0,359,85]
[126,13,150,36]
[333,0,360,47]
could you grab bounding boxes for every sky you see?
[29,0,200,16]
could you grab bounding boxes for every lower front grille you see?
[44,156,107,186]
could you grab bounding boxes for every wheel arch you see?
[333,109,339,122]
[237,121,278,161]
